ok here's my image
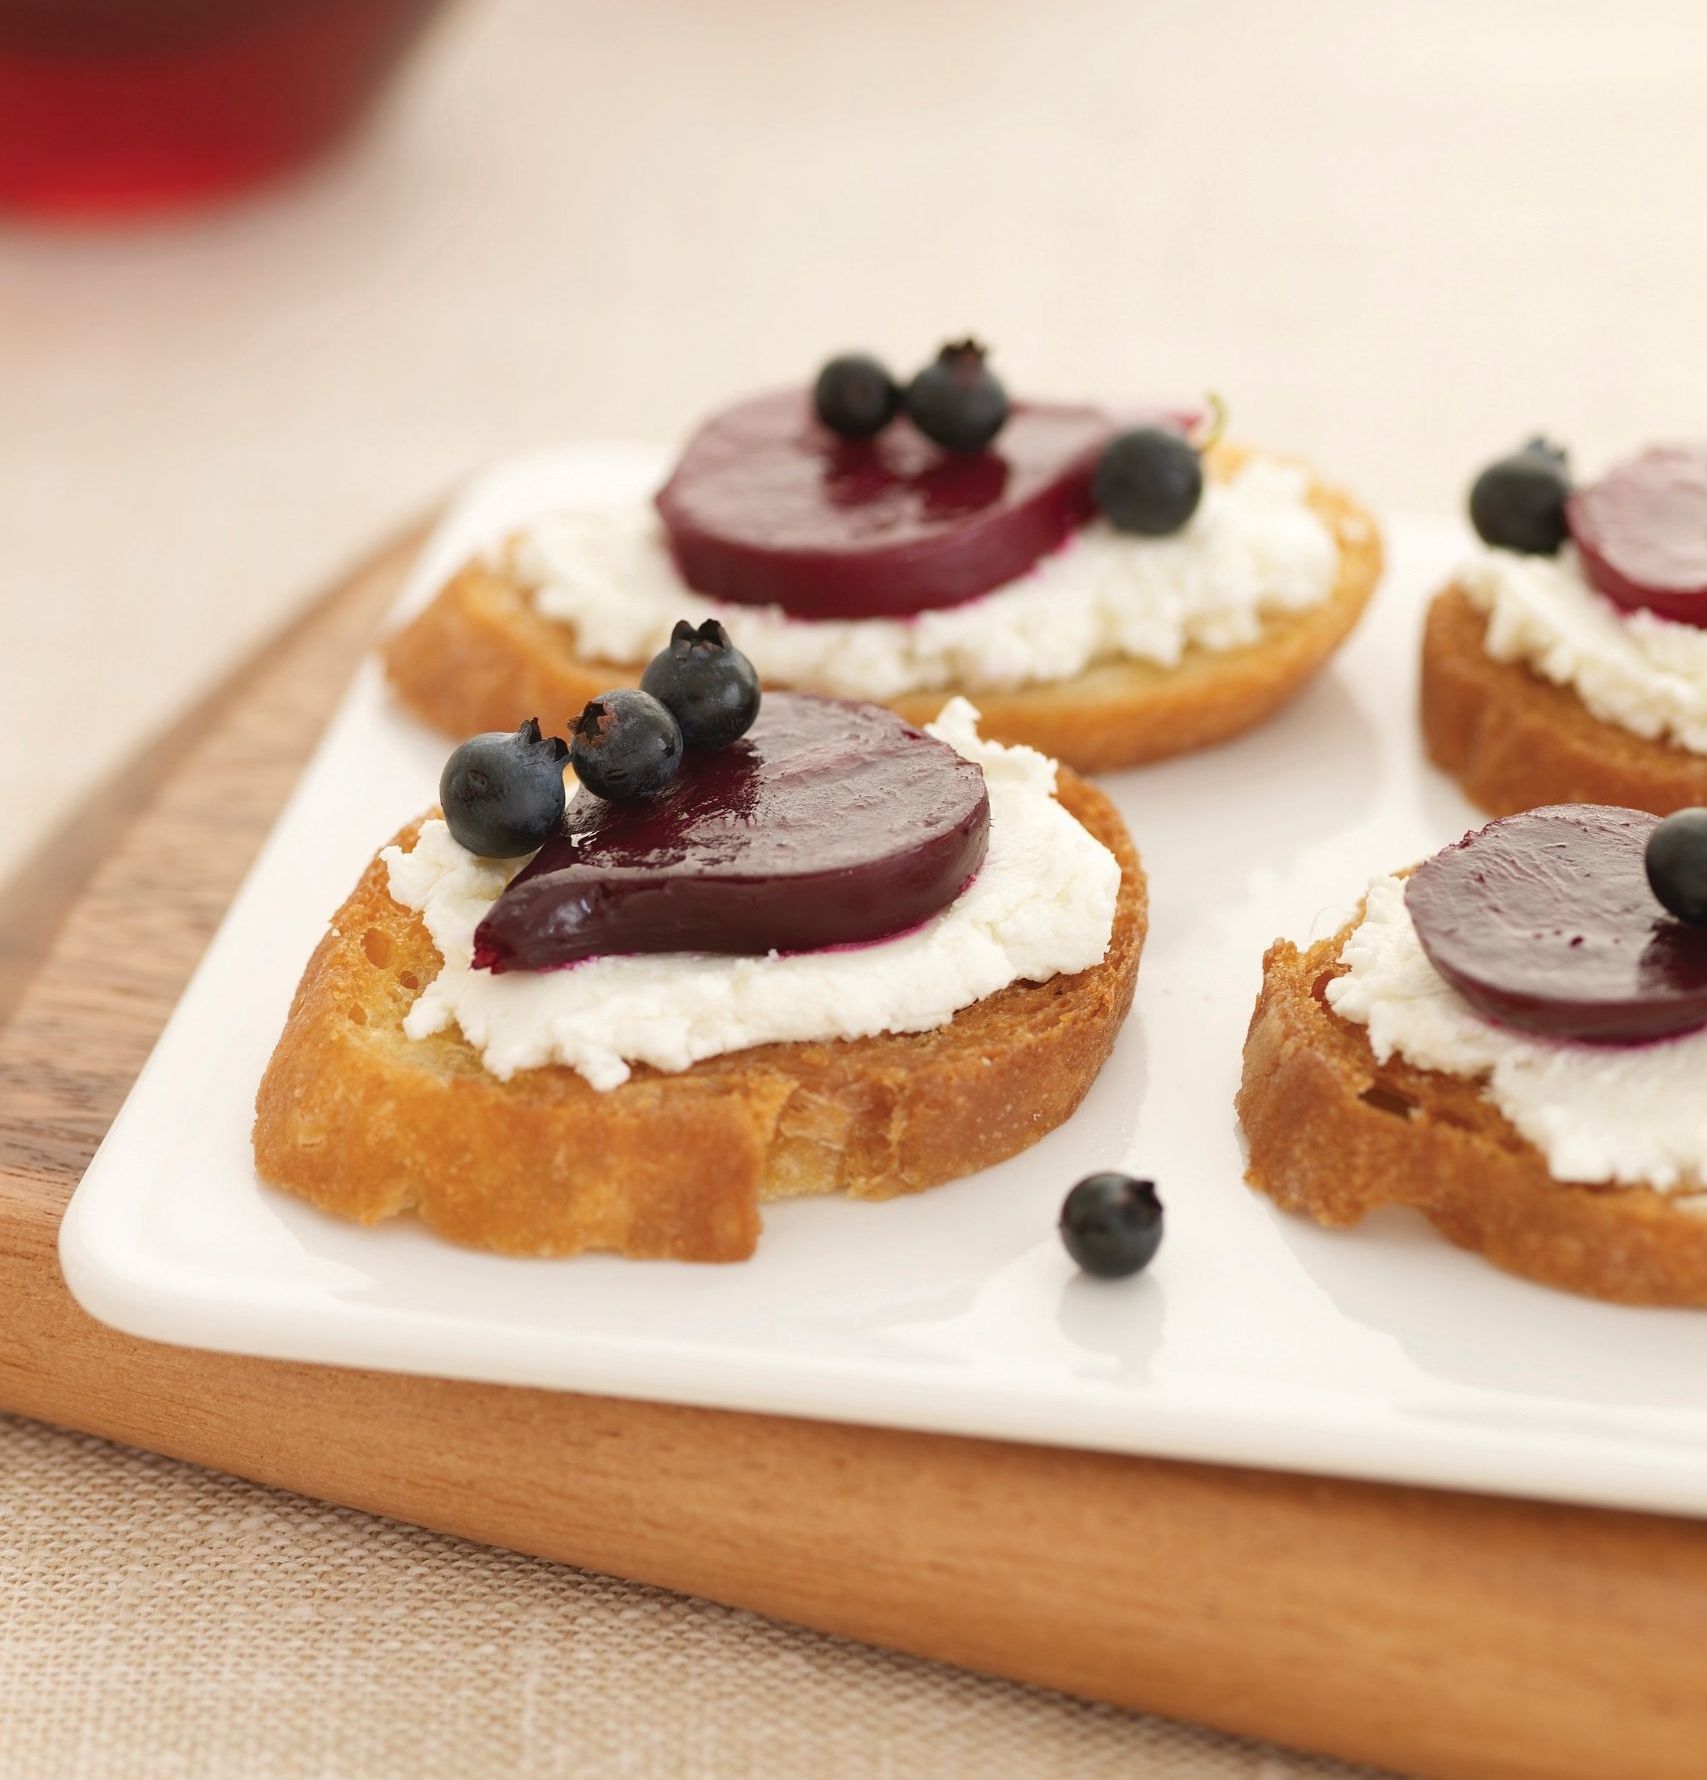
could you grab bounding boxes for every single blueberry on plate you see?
[1060,1173,1164,1279]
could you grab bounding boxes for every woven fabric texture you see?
[0,1415,1394,1780]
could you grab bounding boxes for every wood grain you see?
[3,532,1706,1780]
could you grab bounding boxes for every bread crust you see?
[383,446,1383,774]
[1421,585,1707,817]
[1238,920,1707,1307]
[254,774,1145,1262]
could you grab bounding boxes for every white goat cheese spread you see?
[513,457,1340,701]
[1461,546,1707,756]
[384,700,1121,1091]
[1326,874,1707,1192]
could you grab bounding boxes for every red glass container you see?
[0,0,445,219]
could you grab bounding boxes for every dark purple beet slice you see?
[1567,444,1707,628]
[654,388,1121,620]
[1405,804,1707,1043]
[473,693,990,971]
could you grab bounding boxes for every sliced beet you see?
[1405,805,1707,1043]
[473,693,990,971]
[1566,443,1707,628]
[653,388,1120,619]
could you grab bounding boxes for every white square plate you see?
[61,446,1707,1519]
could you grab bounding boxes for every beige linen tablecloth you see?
[0,1414,1389,1778]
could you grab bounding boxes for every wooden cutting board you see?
[3,527,1705,1780]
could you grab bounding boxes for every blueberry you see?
[1092,428,1203,536]
[1468,438,1571,555]
[1059,1173,1163,1279]
[640,618,762,751]
[813,353,901,441]
[569,690,683,801]
[440,718,569,858]
[904,339,1008,454]
[1646,808,1707,927]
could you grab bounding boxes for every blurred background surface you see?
[5,0,1707,879]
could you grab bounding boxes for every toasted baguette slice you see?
[1238,918,1707,1307]
[254,773,1144,1262]
[1421,585,1707,818]
[384,446,1383,774]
